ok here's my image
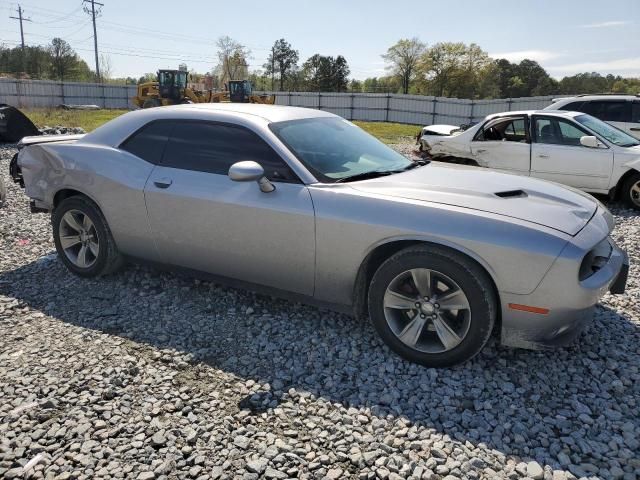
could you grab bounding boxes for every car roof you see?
[485,110,583,120]
[82,103,336,147]
[163,103,334,122]
[551,94,639,103]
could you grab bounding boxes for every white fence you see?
[266,91,558,125]
[0,78,137,109]
[0,78,559,125]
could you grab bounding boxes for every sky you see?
[0,0,638,80]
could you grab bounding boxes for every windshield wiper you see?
[335,160,429,183]
[335,170,394,183]
[398,159,429,171]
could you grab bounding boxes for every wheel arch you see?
[613,168,640,199]
[53,188,102,211]
[352,237,502,328]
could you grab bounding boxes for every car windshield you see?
[269,117,413,182]
[575,114,640,148]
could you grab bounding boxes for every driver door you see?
[530,115,613,190]
[469,116,531,176]
[143,120,316,295]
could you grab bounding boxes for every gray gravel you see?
[1,141,639,480]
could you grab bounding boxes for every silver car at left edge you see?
[12,103,628,367]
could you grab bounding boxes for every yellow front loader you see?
[133,70,275,108]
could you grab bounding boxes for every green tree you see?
[49,38,80,81]
[349,79,363,92]
[215,36,250,85]
[382,38,426,94]
[301,54,350,92]
[264,39,299,91]
[331,55,350,91]
[419,42,467,97]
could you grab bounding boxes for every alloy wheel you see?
[383,268,471,353]
[630,181,640,208]
[58,209,99,269]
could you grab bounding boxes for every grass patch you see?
[20,109,420,143]
[23,108,128,132]
[354,121,421,144]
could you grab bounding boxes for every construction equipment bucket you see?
[0,104,41,143]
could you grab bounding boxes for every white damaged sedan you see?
[421,110,640,209]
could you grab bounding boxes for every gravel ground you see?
[1,140,639,480]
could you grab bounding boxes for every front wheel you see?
[621,172,640,210]
[52,196,124,277]
[368,245,496,367]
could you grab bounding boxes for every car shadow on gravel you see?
[1,256,639,471]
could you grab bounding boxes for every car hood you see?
[350,163,597,235]
[423,124,460,136]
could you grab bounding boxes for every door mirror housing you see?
[228,161,275,193]
[580,135,601,148]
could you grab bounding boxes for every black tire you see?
[621,172,640,210]
[52,195,124,277]
[142,98,161,109]
[368,245,496,367]
[0,176,6,208]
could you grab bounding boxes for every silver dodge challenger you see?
[12,104,628,367]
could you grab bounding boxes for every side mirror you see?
[580,135,600,148]
[228,161,275,193]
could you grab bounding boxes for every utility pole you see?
[271,46,275,92]
[83,0,104,83]
[10,5,32,74]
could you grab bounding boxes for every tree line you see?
[375,38,639,97]
[1,36,638,98]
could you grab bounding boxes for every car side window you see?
[632,102,640,124]
[558,101,585,112]
[534,117,589,147]
[120,121,174,164]
[588,101,631,123]
[161,122,299,182]
[474,117,527,142]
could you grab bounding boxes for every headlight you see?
[579,238,612,281]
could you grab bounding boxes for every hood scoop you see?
[495,189,527,198]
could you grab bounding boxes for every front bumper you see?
[500,207,628,350]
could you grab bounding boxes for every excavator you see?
[132,69,275,108]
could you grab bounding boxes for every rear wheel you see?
[0,176,6,208]
[621,172,640,210]
[52,196,123,277]
[368,245,496,367]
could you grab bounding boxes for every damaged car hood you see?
[349,163,597,235]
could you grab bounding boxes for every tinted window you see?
[534,117,589,146]
[632,102,640,124]
[587,101,631,122]
[120,121,173,164]
[162,122,297,182]
[558,101,585,112]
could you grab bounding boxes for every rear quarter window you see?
[120,121,173,164]
[558,101,585,112]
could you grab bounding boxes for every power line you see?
[30,4,83,25]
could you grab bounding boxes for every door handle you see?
[153,177,173,189]
[537,154,550,158]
